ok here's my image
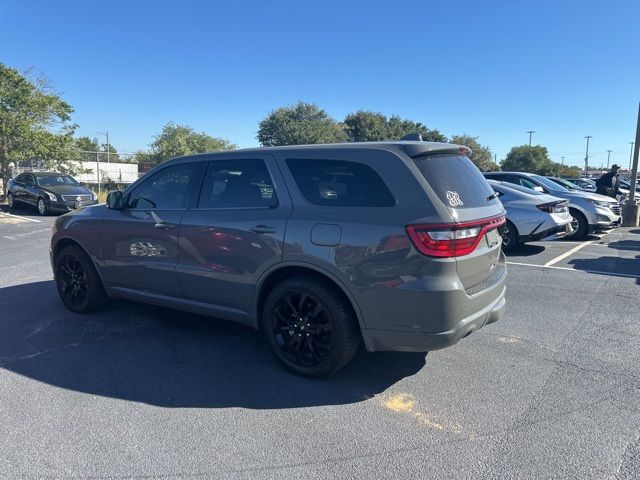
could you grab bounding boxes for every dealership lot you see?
[0,207,638,479]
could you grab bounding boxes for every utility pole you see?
[526,130,535,146]
[606,150,612,169]
[97,131,110,163]
[622,102,639,226]
[630,142,635,173]
[96,152,101,195]
[584,136,592,177]
[561,156,565,165]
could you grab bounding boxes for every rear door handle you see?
[154,222,175,229]
[250,225,277,234]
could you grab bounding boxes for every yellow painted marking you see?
[383,393,415,413]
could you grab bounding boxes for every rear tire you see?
[501,220,519,252]
[262,275,360,377]
[55,245,106,313]
[568,209,588,239]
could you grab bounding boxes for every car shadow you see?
[505,244,545,256]
[605,239,640,251]
[567,255,640,285]
[0,281,427,409]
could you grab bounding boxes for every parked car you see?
[50,141,507,377]
[619,179,640,193]
[487,180,573,251]
[7,172,97,215]
[483,171,621,238]
[563,178,597,192]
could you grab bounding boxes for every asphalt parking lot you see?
[1,206,639,479]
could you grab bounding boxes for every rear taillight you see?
[537,201,568,213]
[406,216,505,258]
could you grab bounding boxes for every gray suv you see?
[50,142,507,376]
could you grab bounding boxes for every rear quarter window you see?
[413,154,498,209]
[286,158,395,207]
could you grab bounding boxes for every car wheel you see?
[55,245,106,313]
[262,275,360,377]
[501,220,519,252]
[568,209,588,239]
[7,193,14,209]
[37,197,48,216]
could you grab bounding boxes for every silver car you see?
[488,180,573,252]
[484,172,621,238]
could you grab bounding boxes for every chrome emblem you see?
[76,196,82,202]
[446,191,464,207]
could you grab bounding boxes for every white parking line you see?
[0,212,41,223]
[544,240,594,266]
[507,261,640,279]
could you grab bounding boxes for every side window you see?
[15,174,25,184]
[197,159,277,209]
[519,177,538,190]
[25,174,35,186]
[286,158,395,207]
[127,163,199,210]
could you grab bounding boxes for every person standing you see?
[595,164,621,198]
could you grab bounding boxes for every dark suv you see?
[50,142,507,376]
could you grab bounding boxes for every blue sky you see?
[1,0,639,168]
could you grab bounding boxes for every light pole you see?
[526,130,535,146]
[97,131,110,163]
[561,156,565,165]
[630,142,635,173]
[606,150,612,170]
[584,136,592,177]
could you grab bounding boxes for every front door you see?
[101,162,204,296]
[177,155,291,313]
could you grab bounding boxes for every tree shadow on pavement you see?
[0,281,427,409]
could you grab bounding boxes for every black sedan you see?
[7,172,97,215]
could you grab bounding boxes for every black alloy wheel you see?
[55,245,106,313]
[501,220,519,252]
[263,276,360,377]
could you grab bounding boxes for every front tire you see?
[568,209,588,239]
[501,220,519,252]
[37,197,48,216]
[55,245,106,313]
[262,275,360,377]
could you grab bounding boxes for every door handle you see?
[250,225,277,234]
[154,222,175,229]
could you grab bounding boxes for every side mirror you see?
[106,190,124,210]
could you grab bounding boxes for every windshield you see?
[36,175,79,187]
[549,177,578,190]
[530,174,569,192]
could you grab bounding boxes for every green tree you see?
[343,110,447,143]
[0,64,76,192]
[387,116,448,143]
[450,134,499,171]
[144,122,236,165]
[257,102,347,146]
[502,145,555,174]
[74,136,120,163]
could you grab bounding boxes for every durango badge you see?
[446,190,464,207]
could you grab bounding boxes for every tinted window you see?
[127,163,198,209]
[413,155,498,208]
[530,174,569,191]
[198,159,277,209]
[286,159,395,207]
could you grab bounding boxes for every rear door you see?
[101,162,204,296]
[411,154,505,290]
[176,154,291,313]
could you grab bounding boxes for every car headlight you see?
[591,200,610,208]
[44,191,57,201]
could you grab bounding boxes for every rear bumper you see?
[521,222,573,243]
[361,284,506,352]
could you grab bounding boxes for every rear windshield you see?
[412,154,499,209]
